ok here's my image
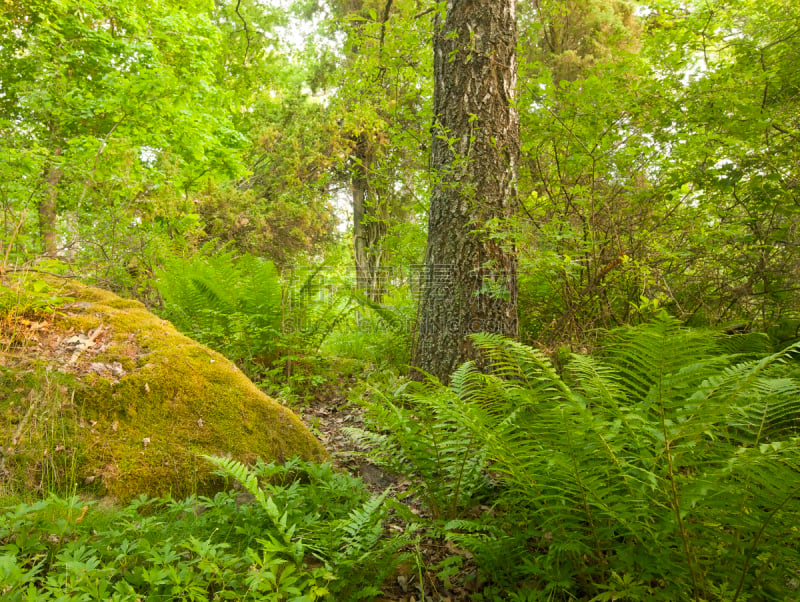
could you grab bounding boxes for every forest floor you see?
[291,375,484,602]
[2,301,480,599]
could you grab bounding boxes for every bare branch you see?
[235,0,251,65]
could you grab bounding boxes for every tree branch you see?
[235,0,251,65]
[377,0,394,64]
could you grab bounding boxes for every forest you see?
[1,0,800,600]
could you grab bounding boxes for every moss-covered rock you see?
[0,274,326,501]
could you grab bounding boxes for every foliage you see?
[344,371,493,520]
[0,265,73,318]
[318,0,432,301]
[199,7,341,266]
[0,0,338,288]
[154,245,283,367]
[352,315,800,599]
[280,263,357,357]
[0,0,244,263]
[0,457,411,601]
[515,0,800,345]
[205,455,416,601]
[152,248,413,393]
[279,260,416,366]
[0,367,81,500]
[154,245,412,386]
[3,0,800,597]
[322,280,416,370]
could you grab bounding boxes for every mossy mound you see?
[0,274,327,501]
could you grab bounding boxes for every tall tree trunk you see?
[413,0,520,382]
[40,147,62,256]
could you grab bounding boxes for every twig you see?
[10,392,39,449]
[1,212,26,277]
[67,325,106,366]
[235,0,251,65]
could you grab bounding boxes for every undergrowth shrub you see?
[345,372,493,520]
[0,264,73,321]
[154,249,415,389]
[279,264,356,356]
[154,244,283,367]
[352,314,800,600]
[0,366,82,500]
[325,287,416,370]
[0,457,415,601]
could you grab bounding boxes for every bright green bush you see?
[325,286,416,370]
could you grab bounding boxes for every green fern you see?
[356,314,800,599]
[154,244,282,364]
[345,377,491,519]
[203,455,416,601]
[351,289,405,332]
[339,490,387,557]
[201,455,301,561]
[282,265,356,353]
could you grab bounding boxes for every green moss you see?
[0,276,327,501]
[0,364,85,498]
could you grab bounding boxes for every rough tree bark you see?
[351,132,389,301]
[413,0,520,382]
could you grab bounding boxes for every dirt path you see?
[289,379,481,602]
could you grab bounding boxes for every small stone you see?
[88,362,108,375]
[64,302,92,310]
[397,575,408,593]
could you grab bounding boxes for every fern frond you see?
[154,247,283,362]
[351,289,405,331]
[341,490,388,558]
[354,320,800,599]
[202,455,299,552]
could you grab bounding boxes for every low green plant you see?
[205,455,418,601]
[352,314,800,600]
[0,366,83,500]
[281,265,356,355]
[0,457,414,601]
[0,271,82,500]
[325,286,416,370]
[0,264,73,321]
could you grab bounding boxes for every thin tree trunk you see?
[40,147,62,256]
[351,133,388,301]
[413,0,520,382]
